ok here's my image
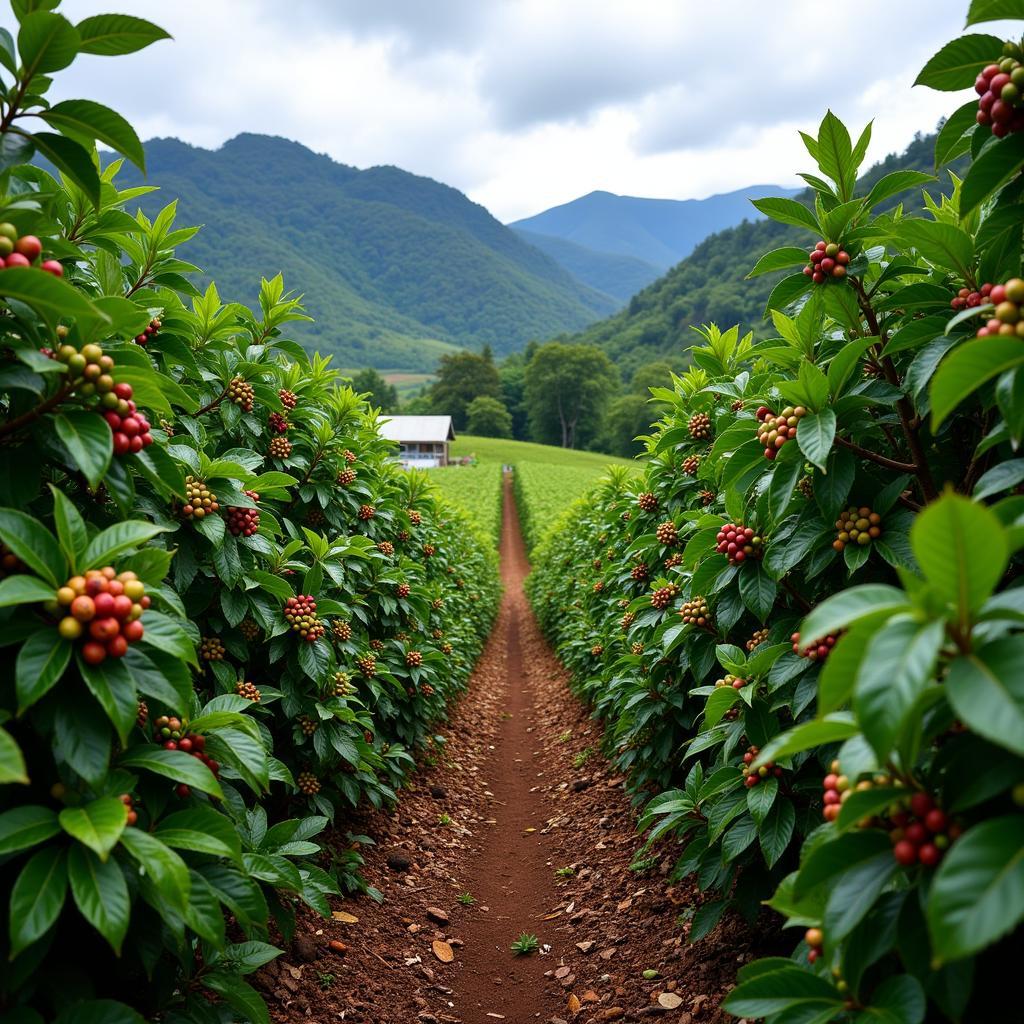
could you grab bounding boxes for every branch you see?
[834,434,917,474]
[0,380,75,439]
[195,384,231,417]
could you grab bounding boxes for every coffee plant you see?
[528,4,1024,1020]
[0,4,499,1021]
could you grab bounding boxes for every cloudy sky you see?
[55,0,997,222]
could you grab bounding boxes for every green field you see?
[433,436,635,550]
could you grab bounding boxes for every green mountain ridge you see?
[555,131,968,378]
[107,134,617,372]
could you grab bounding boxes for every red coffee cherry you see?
[756,405,805,460]
[284,594,325,642]
[227,490,261,537]
[715,523,763,565]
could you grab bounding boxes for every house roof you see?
[377,415,456,443]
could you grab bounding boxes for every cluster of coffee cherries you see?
[284,595,324,642]
[396,582,411,598]
[227,490,261,537]
[590,643,604,657]
[200,636,225,662]
[333,620,352,642]
[54,568,149,664]
[974,278,1024,337]
[688,412,712,440]
[699,489,715,506]
[297,771,321,796]
[650,583,680,610]
[742,746,782,788]
[268,436,292,459]
[268,411,289,434]
[422,543,436,557]
[0,225,62,275]
[53,340,113,394]
[156,717,219,795]
[755,405,805,460]
[405,649,423,667]
[337,467,356,486]
[679,596,710,627]
[279,388,297,409]
[716,523,763,564]
[356,653,377,677]
[890,792,961,868]
[974,48,1024,137]
[950,282,993,310]
[331,670,351,697]
[682,455,700,476]
[377,540,395,556]
[228,377,254,412]
[133,318,162,346]
[102,382,155,455]
[803,241,850,284]
[621,611,636,631]
[664,552,683,569]
[235,680,261,702]
[746,628,769,651]
[805,928,824,964]
[714,673,746,690]
[655,521,678,546]
[298,714,318,736]
[637,491,659,513]
[834,506,881,551]
[820,761,849,822]
[239,618,260,641]
[359,504,376,521]
[183,477,219,519]
[792,631,838,661]
[120,793,138,826]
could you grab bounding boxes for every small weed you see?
[316,971,335,991]
[457,891,475,905]
[554,865,575,879]
[437,812,452,826]
[629,854,658,873]
[557,729,572,744]
[573,747,594,768]
[510,932,539,956]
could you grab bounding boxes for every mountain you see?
[509,185,801,270]
[107,134,617,372]
[513,229,662,302]
[552,132,968,379]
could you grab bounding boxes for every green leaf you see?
[975,459,1024,499]
[0,805,60,854]
[797,409,836,471]
[0,573,60,608]
[764,271,812,317]
[824,851,899,940]
[747,247,809,278]
[138,609,198,666]
[928,815,1024,961]
[0,266,103,327]
[724,964,842,1017]
[946,637,1024,757]
[896,220,974,277]
[931,336,1024,426]
[0,725,28,783]
[800,585,909,645]
[750,197,820,232]
[54,409,112,489]
[17,10,79,74]
[796,832,893,894]
[50,485,88,568]
[82,519,169,568]
[868,975,926,1024]
[966,0,1024,24]
[739,562,777,621]
[747,776,778,825]
[54,1002,144,1024]
[911,494,1007,624]
[816,110,855,199]
[0,507,65,586]
[835,787,905,833]
[863,170,936,209]
[753,715,859,766]
[118,827,189,911]
[935,101,982,167]
[156,806,243,863]
[961,133,1024,215]
[40,99,144,171]
[75,13,171,54]
[68,844,130,954]
[79,655,138,743]
[118,746,224,799]
[8,846,68,957]
[914,33,1005,90]
[203,971,270,1024]
[759,797,795,868]
[58,796,126,860]
[29,132,101,207]
[16,627,71,711]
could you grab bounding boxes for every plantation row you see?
[0,9,500,1023]
[528,6,1024,1022]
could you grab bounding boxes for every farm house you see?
[377,414,456,468]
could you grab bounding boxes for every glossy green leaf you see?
[67,844,130,953]
[59,796,126,860]
[8,846,68,957]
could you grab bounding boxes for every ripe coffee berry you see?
[680,596,710,627]
[951,282,992,310]
[228,376,254,412]
[200,636,225,661]
[664,553,684,569]
[183,477,219,519]
[887,791,960,867]
[975,54,1024,137]
[405,649,423,667]
[297,771,321,795]
[804,240,850,283]
[682,455,700,476]
[343,449,357,464]
[714,673,747,689]
[716,523,763,564]
[284,595,325,642]
[650,584,680,610]
[699,489,716,506]
[756,405,805,460]
[975,278,1024,337]
[834,505,881,551]
[637,491,658,512]
[227,490,261,537]
[268,436,292,459]
[55,567,148,663]
[337,467,356,486]
[631,562,649,581]
[120,793,138,826]
[592,580,604,593]
[746,627,769,651]
[235,680,262,702]
[396,582,411,598]
[688,411,712,440]
[356,653,377,677]
[742,746,782,787]
[133,317,161,346]
[408,508,422,525]
[805,927,824,963]
[821,761,850,822]
[792,631,838,661]
[268,411,289,434]
[279,388,298,409]
[655,520,679,546]
[102,382,154,455]
[136,700,149,729]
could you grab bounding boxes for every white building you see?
[377,415,455,469]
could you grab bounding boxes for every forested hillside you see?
[109,135,616,371]
[557,131,968,377]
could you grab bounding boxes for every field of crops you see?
[450,434,633,472]
[431,462,504,546]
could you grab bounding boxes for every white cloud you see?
[49,0,1011,221]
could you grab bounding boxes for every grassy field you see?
[433,436,635,551]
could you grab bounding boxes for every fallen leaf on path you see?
[658,993,683,1009]
[567,993,581,1015]
[328,940,347,955]
[543,911,562,920]
[331,911,358,924]
[432,940,454,963]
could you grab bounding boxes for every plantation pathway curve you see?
[264,477,754,1024]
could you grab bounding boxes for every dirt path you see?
[262,478,753,1024]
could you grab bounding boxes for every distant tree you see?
[401,389,434,414]
[498,353,529,439]
[630,361,678,395]
[465,395,513,438]
[599,393,655,458]
[350,367,399,413]
[429,351,501,429]
[524,342,618,449]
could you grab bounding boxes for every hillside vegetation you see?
[109,135,616,371]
